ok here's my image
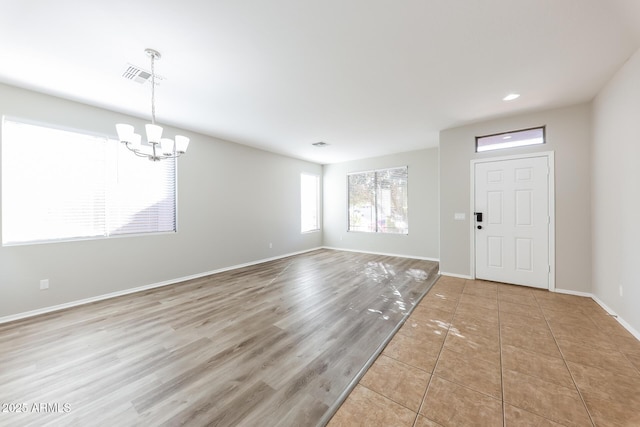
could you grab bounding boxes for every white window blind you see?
[348,166,408,234]
[1,118,176,245]
[301,173,320,233]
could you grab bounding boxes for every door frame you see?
[469,151,556,291]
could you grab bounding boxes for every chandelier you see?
[116,48,189,161]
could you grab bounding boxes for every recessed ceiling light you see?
[312,141,329,147]
[503,135,512,140]
[503,93,520,101]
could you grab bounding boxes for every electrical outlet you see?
[40,279,49,290]
[619,285,623,297]
[269,242,273,249]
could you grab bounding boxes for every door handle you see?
[474,212,483,222]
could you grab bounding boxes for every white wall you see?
[591,48,640,334]
[0,83,322,318]
[439,104,592,293]
[323,148,439,260]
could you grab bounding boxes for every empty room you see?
[1,1,639,426]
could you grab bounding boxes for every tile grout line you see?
[534,292,597,427]
[496,289,556,425]
[497,290,506,427]
[358,353,435,416]
[411,279,465,427]
[354,383,419,420]
[621,351,640,378]
[321,260,441,427]
[497,288,561,426]
[595,316,640,378]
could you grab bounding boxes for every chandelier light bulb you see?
[145,124,163,144]
[161,138,175,155]
[116,123,134,143]
[175,135,190,153]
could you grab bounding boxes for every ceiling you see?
[1,0,639,165]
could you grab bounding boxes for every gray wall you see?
[439,104,592,293]
[0,83,322,318]
[591,47,640,334]
[323,148,439,259]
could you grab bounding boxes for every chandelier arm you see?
[122,142,183,159]
[122,143,137,153]
[158,152,182,160]
[148,153,181,161]
[122,142,150,158]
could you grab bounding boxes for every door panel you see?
[515,190,532,226]
[487,191,503,224]
[487,237,503,268]
[515,238,533,271]
[487,170,503,183]
[475,156,549,288]
[515,167,533,182]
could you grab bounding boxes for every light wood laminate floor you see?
[329,276,640,426]
[0,249,439,426]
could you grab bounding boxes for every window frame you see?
[1,116,178,246]
[347,166,408,235]
[475,126,546,153]
[300,173,320,233]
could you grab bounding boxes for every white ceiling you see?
[1,0,639,164]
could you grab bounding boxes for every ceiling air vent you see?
[122,64,164,85]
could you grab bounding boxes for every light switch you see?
[454,213,466,220]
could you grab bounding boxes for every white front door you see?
[474,155,551,289]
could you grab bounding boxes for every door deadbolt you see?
[474,212,483,222]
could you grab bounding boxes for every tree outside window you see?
[348,167,407,234]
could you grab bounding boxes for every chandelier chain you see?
[150,53,156,125]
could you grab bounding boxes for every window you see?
[1,118,176,245]
[476,126,545,152]
[348,166,408,234]
[301,173,320,233]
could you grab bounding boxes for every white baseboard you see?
[0,247,324,325]
[431,281,640,342]
[552,288,640,341]
[10,247,637,344]
[321,246,439,262]
[553,288,593,298]
[591,295,640,341]
[438,272,473,280]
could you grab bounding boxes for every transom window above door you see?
[476,126,545,152]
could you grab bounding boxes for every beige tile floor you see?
[328,276,640,427]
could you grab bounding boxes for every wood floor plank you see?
[0,249,438,427]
